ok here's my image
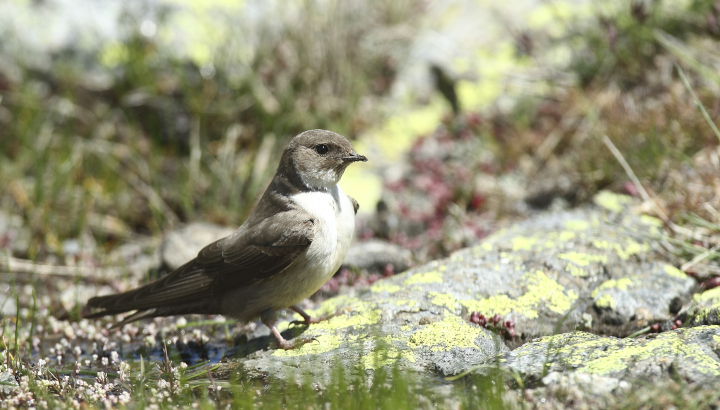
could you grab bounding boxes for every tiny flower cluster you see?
[468,311,516,339]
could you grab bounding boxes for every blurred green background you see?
[1,0,719,263]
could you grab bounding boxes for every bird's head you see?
[282,129,367,190]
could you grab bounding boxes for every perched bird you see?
[85,129,367,349]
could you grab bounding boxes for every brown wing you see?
[86,213,316,317]
[348,195,359,214]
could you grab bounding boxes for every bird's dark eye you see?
[315,144,329,155]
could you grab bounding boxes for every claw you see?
[276,337,318,350]
[289,305,342,325]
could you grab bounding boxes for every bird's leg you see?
[289,305,341,326]
[261,308,316,350]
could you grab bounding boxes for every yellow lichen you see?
[640,215,664,227]
[370,281,401,294]
[512,236,538,251]
[565,263,589,278]
[591,238,649,260]
[407,316,485,352]
[663,264,688,280]
[360,338,416,370]
[394,299,420,312]
[580,328,720,376]
[594,293,616,309]
[428,292,458,312]
[404,271,443,286]
[311,308,380,331]
[590,278,636,298]
[460,271,577,319]
[558,231,577,242]
[558,252,608,267]
[565,220,590,231]
[272,334,344,357]
[594,191,633,213]
[695,287,720,304]
[306,294,359,317]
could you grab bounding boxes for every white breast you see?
[287,185,355,300]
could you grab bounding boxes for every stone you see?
[222,192,695,383]
[342,240,412,273]
[0,372,18,394]
[495,326,720,386]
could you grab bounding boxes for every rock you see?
[343,240,412,273]
[371,191,691,342]
[0,372,17,394]
[222,192,693,383]
[230,287,508,384]
[542,371,631,396]
[495,326,720,386]
[0,211,31,257]
[684,287,720,328]
[159,223,235,270]
[590,264,694,326]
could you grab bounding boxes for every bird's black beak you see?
[342,153,368,162]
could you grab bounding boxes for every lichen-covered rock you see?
[234,285,508,383]
[224,192,694,382]
[495,326,720,386]
[684,287,720,327]
[390,191,692,340]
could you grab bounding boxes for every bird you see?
[85,129,368,349]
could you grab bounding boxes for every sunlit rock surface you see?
[223,192,695,383]
[496,326,720,386]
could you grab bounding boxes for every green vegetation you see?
[1,0,720,407]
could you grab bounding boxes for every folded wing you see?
[86,212,316,320]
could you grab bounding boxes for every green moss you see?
[594,191,633,213]
[460,270,577,319]
[428,292,458,312]
[404,270,443,286]
[663,264,688,280]
[407,316,485,352]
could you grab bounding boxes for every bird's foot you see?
[288,305,342,326]
[276,336,318,350]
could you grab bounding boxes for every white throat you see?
[298,168,343,190]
